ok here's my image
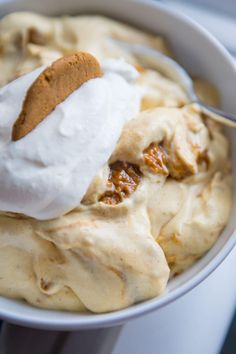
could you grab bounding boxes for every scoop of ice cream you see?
[0,59,140,220]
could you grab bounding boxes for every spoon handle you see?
[197,102,236,128]
[111,39,236,128]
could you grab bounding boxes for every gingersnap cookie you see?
[12,52,103,141]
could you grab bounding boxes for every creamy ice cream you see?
[0,12,232,313]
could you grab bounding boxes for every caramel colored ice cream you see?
[0,13,232,313]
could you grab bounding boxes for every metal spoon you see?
[112,39,236,128]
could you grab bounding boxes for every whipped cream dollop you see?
[0,59,140,220]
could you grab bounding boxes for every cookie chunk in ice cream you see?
[0,12,232,313]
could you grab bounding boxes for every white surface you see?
[166,1,236,55]
[113,246,236,354]
[0,0,236,331]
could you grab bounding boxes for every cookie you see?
[12,52,103,141]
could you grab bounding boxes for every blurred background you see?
[164,0,236,56]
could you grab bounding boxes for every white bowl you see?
[0,0,235,331]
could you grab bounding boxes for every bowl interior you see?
[0,0,235,330]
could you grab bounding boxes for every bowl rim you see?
[0,0,236,330]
